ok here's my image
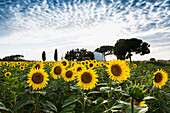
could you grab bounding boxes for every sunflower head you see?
[3,69,7,73]
[17,62,21,66]
[27,68,49,90]
[106,59,130,82]
[81,61,86,66]
[63,68,76,82]
[88,62,95,69]
[77,68,98,90]
[133,64,137,68]
[85,60,89,65]
[20,66,25,70]
[128,83,146,102]
[33,62,44,69]
[50,63,64,79]
[75,64,84,73]
[60,59,69,67]
[5,72,11,77]
[153,69,168,88]
[133,99,146,107]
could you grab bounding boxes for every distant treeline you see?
[0,55,25,61]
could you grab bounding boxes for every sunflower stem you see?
[35,93,39,113]
[131,97,134,113]
[82,89,85,112]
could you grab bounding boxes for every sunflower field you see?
[0,59,169,113]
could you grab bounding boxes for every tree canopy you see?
[95,45,114,61]
[65,48,87,61]
[113,38,150,61]
[1,54,25,61]
[77,51,94,61]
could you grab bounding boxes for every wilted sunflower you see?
[106,59,130,82]
[20,66,25,70]
[63,68,76,82]
[5,72,11,77]
[60,59,69,67]
[133,64,137,68]
[27,68,49,90]
[153,69,168,88]
[77,68,98,90]
[133,99,146,107]
[50,63,64,79]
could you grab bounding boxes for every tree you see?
[65,48,87,61]
[77,51,94,61]
[42,51,46,61]
[113,38,150,61]
[95,45,114,61]
[54,49,58,61]
[2,54,24,61]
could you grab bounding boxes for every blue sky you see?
[0,0,170,61]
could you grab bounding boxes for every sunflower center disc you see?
[62,61,67,66]
[66,71,73,78]
[6,74,10,77]
[154,73,163,83]
[81,72,92,83]
[89,63,93,67]
[32,73,44,84]
[35,64,40,69]
[54,66,62,75]
[111,65,122,76]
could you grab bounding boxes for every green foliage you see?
[42,51,46,61]
[114,38,150,61]
[95,45,114,61]
[54,49,58,61]
[1,54,24,61]
[77,51,94,61]
[65,48,87,61]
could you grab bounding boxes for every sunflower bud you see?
[128,83,146,102]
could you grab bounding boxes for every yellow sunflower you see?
[93,60,97,64]
[17,62,21,66]
[3,69,7,73]
[20,66,25,70]
[33,62,44,69]
[11,64,16,68]
[153,69,168,88]
[60,59,69,67]
[133,64,137,68]
[77,68,98,90]
[27,68,49,90]
[50,63,64,79]
[88,62,95,69]
[63,68,76,82]
[134,99,146,107]
[24,63,28,67]
[81,61,86,66]
[5,72,11,77]
[75,64,85,73]
[106,59,130,82]
[85,60,89,65]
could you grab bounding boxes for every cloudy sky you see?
[0,0,169,61]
